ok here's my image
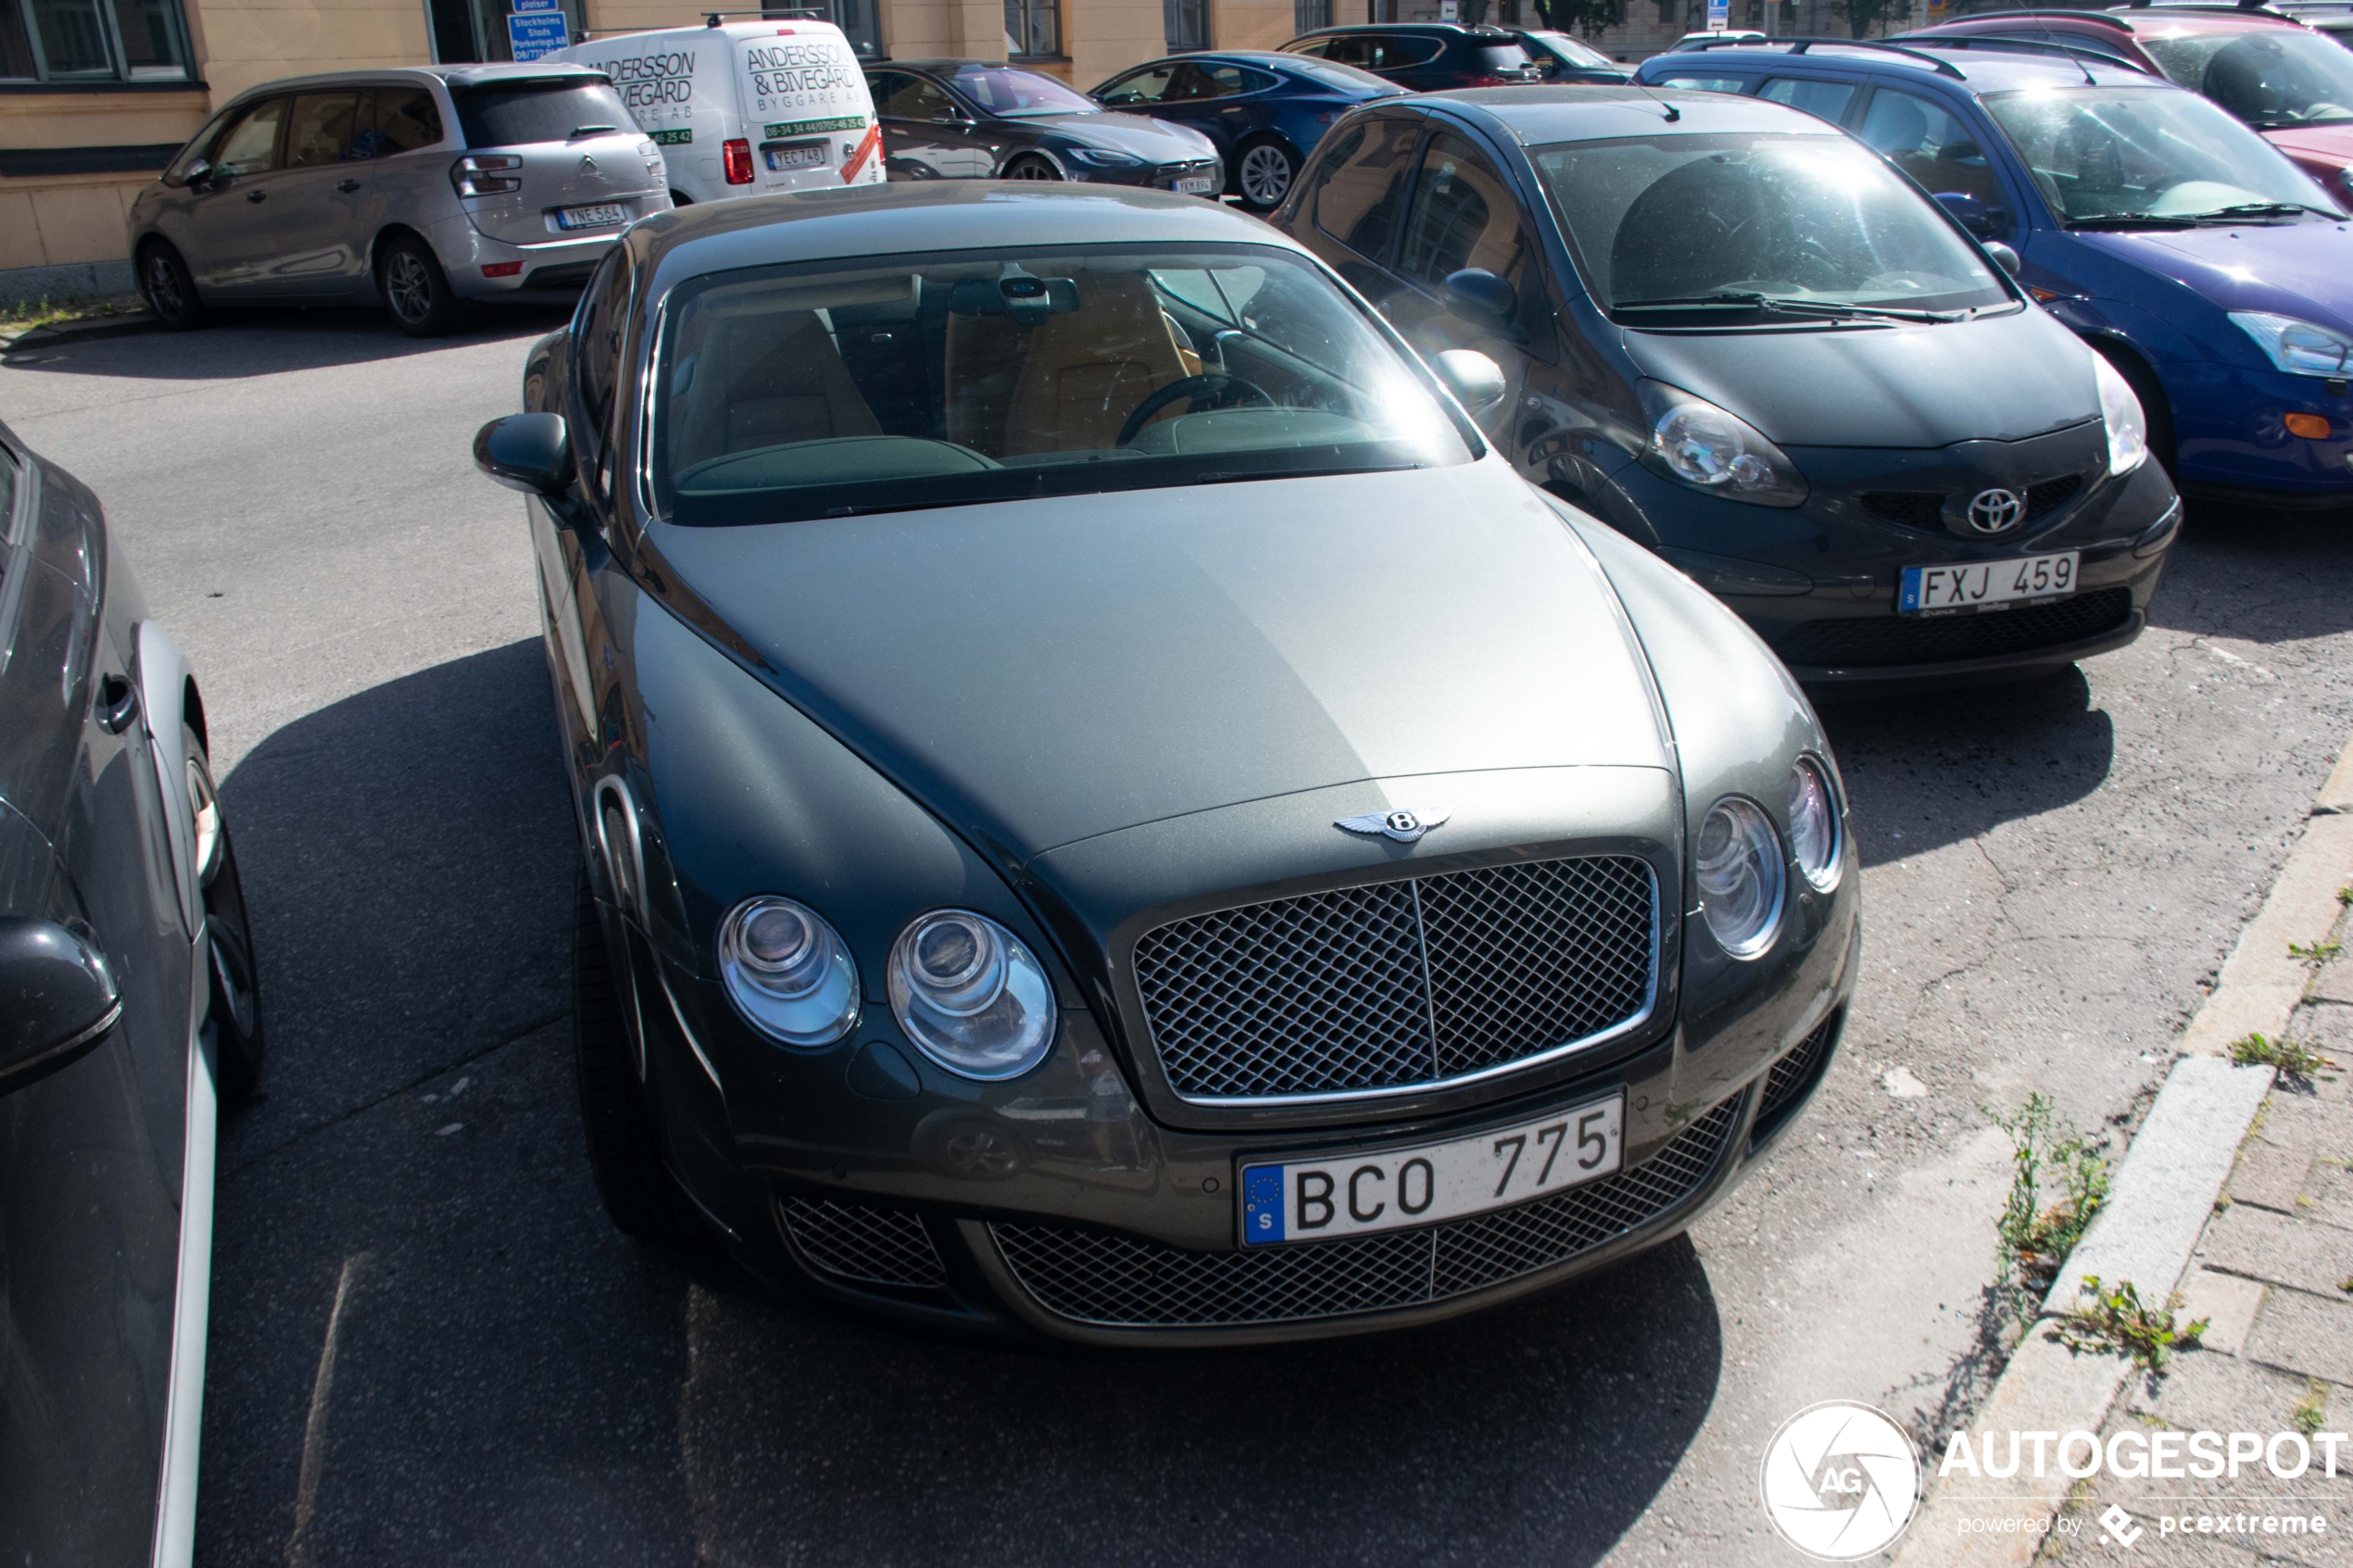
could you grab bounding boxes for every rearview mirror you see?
[472,412,573,496]
[1443,268,1518,332]
[0,918,120,1097]
[1432,349,1508,419]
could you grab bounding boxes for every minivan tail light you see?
[450,154,523,196]
[723,138,754,184]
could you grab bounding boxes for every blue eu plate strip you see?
[1241,1165,1285,1246]
[1899,568,1923,612]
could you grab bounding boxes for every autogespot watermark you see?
[1759,1405,2347,1557]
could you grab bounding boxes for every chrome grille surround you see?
[989,1095,1743,1329]
[1130,856,1659,1104]
[781,1195,948,1288]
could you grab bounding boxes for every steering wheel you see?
[1115,373,1275,446]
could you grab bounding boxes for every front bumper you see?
[1065,155,1223,194]
[2170,359,2353,505]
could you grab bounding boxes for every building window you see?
[1003,0,1058,58]
[0,0,192,82]
[1164,0,1206,51]
[814,0,881,57]
[1295,0,1330,25]
[426,0,585,61]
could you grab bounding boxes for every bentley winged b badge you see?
[1335,808,1451,845]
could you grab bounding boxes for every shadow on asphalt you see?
[0,305,571,381]
[196,637,1722,1567]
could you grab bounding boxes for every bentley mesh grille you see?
[1774,587,2133,671]
[1757,1014,1839,1130]
[1131,856,1657,1100]
[990,1096,1742,1328]
[782,1196,948,1288]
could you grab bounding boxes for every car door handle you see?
[94,672,139,734]
[335,179,361,193]
[245,188,268,203]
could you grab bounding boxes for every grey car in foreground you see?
[130,63,670,336]
[472,182,1858,1344]
[0,421,263,1562]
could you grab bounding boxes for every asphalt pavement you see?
[7,308,2353,1566]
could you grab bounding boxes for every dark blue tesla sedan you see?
[1090,50,1403,210]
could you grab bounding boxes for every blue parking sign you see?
[1705,0,1729,27]
[507,9,568,59]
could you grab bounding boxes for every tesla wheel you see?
[186,725,264,1098]
[377,234,464,338]
[138,242,205,332]
[573,859,698,1242]
[1235,137,1298,211]
[2089,339,2177,482]
[1002,154,1062,181]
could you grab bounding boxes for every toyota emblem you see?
[1965,487,2024,534]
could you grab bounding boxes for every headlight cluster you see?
[719,898,1058,1080]
[1640,383,1808,508]
[1063,147,1139,169]
[2230,311,2353,379]
[1696,758,1843,960]
[2093,356,2149,478]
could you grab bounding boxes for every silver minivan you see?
[128,64,671,336]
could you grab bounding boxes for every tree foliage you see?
[1527,0,1629,37]
[1831,0,1910,37]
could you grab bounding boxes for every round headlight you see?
[888,910,1057,1081]
[718,897,861,1047]
[1696,797,1785,960]
[1789,758,1842,894]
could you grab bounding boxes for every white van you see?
[545,18,883,206]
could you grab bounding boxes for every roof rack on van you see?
[699,7,825,21]
[1887,31,2155,70]
[1669,34,1969,76]
[1914,6,2137,29]
[2119,0,2296,13]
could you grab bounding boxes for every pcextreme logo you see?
[1759,1401,1922,1561]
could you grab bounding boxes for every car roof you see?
[1290,22,1521,37]
[1922,5,2315,34]
[1407,82,1856,141]
[1643,39,2167,90]
[880,58,1022,73]
[213,61,610,103]
[637,182,1314,299]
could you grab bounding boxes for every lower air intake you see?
[990,1096,1743,1328]
[782,1195,948,1288]
[1775,588,2133,671]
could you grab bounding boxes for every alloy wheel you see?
[144,251,185,318]
[1239,144,1294,207]
[386,252,434,323]
[1007,157,1060,181]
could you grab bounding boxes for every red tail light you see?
[723,138,754,185]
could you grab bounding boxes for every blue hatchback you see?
[1638,40,2353,508]
[1090,51,1404,211]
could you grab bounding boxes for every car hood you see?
[2260,122,2353,168]
[2082,220,2353,334]
[1022,110,1215,159]
[645,458,1671,863]
[1619,304,2099,448]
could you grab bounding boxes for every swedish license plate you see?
[555,203,627,230]
[1899,551,2079,613]
[765,142,827,171]
[1239,1094,1625,1246]
[1176,175,1215,195]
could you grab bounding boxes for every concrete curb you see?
[1889,740,2353,1568]
[0,311,159,353]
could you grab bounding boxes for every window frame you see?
[1002,0,1062,62]
[0,0,195,84]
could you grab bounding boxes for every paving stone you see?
[2240,1145,2324,1212]
[2250,1289,2353,1387]
[2121,1345,2335,1437]
[2255,1093,2353,1164]
[2182,1268,2273,1357]
[2206,1207,2353,1298]
[2042,1509,2271,1565]
[2309,967,2353,1008]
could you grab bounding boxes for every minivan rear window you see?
[451,80,635,148]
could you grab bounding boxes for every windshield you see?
[1530,132,2010,318]
[450,80,632,147]
[1526,31,1615,69]
[2140,27,2353,128]
[950,65,1098,116]
[1982,86,2344,222]
[650,245,1475,526]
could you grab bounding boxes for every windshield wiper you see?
[2185,201,2336,222]
[569,123,622,138]
[1613,291,1961,323]
[1194,463,1429,483]
[2064,211,2203,230]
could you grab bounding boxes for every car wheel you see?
[138,242,205,332]
[2089,338,2177,481]
[572,859,698,1242]
[1234,137,1298,211]
[186,725,264,1098]
[377,233,464,338]
[1002,154,1062,181]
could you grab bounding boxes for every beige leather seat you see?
[672,308,881,472]
[944,274,1202,458]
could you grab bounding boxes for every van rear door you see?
[447,76,665,245]
[732,27,881,189]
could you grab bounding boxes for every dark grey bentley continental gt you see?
[473,182,1859,1344]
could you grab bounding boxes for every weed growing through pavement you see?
[2049,1277,2208,1372]
[2338,886,2353,908]
[2296,1379,2330,1436]
[2229,1034,2338,1081]
[2340,1276,2353,1295]
[1990,1094,2111,1315]
[0,294,137,335]
[2291,938,2344,962]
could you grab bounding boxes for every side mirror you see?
[1432,348,1508,418]
[0,918,120,1097]
[1982,241,2021,278]
[472,412,573,496]
[183,157,213,187]
[1933,190,1996,238]
[1443,268,1518,332]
